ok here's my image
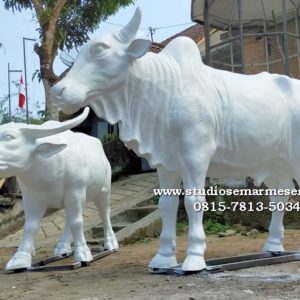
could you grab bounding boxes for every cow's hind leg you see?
[148,168,181,269]
[263,178,294,252]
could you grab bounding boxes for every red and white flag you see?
[18,74,26,109]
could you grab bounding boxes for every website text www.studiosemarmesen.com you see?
[153,186,300,212]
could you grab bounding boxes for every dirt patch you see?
[1,230,300,300]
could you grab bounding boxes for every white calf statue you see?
[3,107,118,270]
[52,7,298,271]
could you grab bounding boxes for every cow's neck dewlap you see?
[90,52,182,170]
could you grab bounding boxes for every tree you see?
[4,0,135,120]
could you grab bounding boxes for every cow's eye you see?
[97,43,110,51]
[3,133,15,141]
[90,42,110,58]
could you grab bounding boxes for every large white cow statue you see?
[51,8,297,271]
[3,108,118,270]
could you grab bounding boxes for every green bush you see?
[175,219,231,235]
[101,133,118,144]
[204,219,230,234]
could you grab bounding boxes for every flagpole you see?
[23,37,36,124]
[7,63,22,122]
[8,63,11,120]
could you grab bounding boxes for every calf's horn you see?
[20,107,90,140]
[117,7,141,43]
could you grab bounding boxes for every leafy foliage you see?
[3,0,32,12]
[204,219,230,234]
[175,219,231,236]
[101,132,118,144]
[4,0,135,51]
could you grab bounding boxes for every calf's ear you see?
[126,39,151,59]
[34,143,67,158]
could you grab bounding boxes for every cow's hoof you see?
[263,240,285,252]
[182,255,206,271]
[104,235,119,251]
[148,253,177,269]
[54,242,72,257]
[74,245,93,263]
[5,252,32,270]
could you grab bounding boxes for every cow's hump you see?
[162,36,204,75]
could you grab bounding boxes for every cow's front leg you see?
[263,179,293,252]
[148,168,181,269]
[6,197,47,270]
[54,215,72,256]
[64,189,93,263]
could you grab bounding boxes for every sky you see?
[0,1,195,118]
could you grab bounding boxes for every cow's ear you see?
[126,39,151,59]
[34,143,67,158]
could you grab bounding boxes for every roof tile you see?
[149,24,205,53]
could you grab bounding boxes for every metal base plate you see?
[149,251,300,275]
[6,249,114,273]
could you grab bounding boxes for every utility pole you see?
[148,27,156,42]
[23,37,36,124]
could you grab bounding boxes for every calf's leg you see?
[92,189,118,251]
[54,215,73,256]
[64,189,93,262]
[6,197,47,270]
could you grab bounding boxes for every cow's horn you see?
[20,107,90,140]
[118,7,141,43]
